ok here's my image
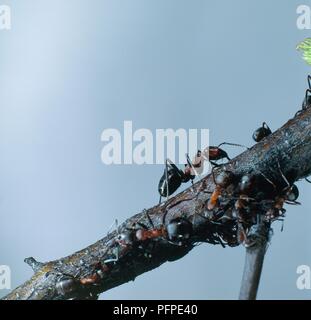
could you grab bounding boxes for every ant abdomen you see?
[55,276,80,298]
[166,218,193,245]
[214,171,235,188]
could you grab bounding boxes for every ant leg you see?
[303,89,311,109]
[104,247,119,264]
[306,177,311,183]
[107,219,118,235]
[285,200,301,205]
[277,161,290,189]
[263,122,271,131]
[144,209,154,228]
[165,158,169,202]
[259,171,276,189]
[210,161,220,167]
[281,220,284,232]
[185,153,192,168]
[308,75,311,90]
[211,165,217,184]
[159,195,162,204]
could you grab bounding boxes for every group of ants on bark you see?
[19,75,311,300]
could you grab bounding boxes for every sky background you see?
[1,0,311,299]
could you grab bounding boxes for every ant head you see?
[239,174,254,194]
[166,217,193,245]
[117,231,135,244]
[215,170,235,188]
[286,184,299,202]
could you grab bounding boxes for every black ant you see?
[158,143,247,203]
[302,75,311,110]
[296,75,311,116]
[158,155,196,203]
[258,162,300,221]
[252,122,272,142]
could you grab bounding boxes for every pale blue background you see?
[1,0,311,299]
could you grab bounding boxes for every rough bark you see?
[3,107,311,300]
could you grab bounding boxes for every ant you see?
[158,155,196,204]
[121,211,193,246]
[207,170,235,211]
[203,143,248,167]
[158,143,247,203]
[296,75,311,116]
[79,262,110,286]
[258,162,300,221]
[252,122,272,142]
[103,211,193,270]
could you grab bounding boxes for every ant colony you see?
[50,76,311,300]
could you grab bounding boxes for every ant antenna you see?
[259,171,276,189]
[107,219,119,235]
[217,142,249,150]
[281,219,284,232]
[144,209,154,228]
[262,122,271,130]
[185,153,193,168]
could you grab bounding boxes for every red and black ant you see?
[103,210,194,269]
[207,170,235,211]
[203,143,248,167]
[158,143,248,203]
[255,162,300,222]
[80,262,109,286]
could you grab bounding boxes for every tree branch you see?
[3,108,311,300]
[239,218,270,300]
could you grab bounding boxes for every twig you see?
[239,218,270,300]
[3,108,311,300]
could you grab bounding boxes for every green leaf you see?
[297,38,311,65]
